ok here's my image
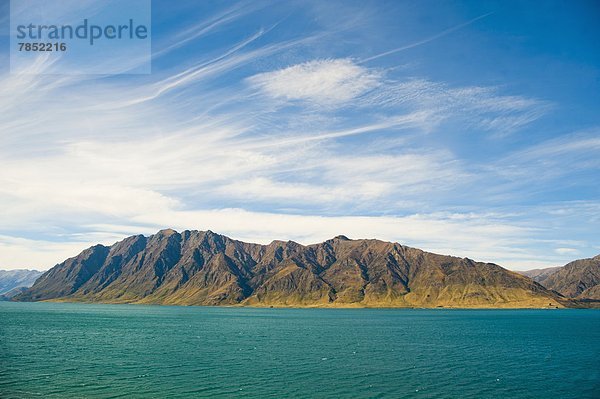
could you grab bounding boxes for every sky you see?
[0,0,599,271]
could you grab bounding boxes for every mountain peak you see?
[269,239,299,246]
[156,228,178,236]
[330,235,350,241]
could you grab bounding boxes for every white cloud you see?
[554,247,579,256]
[0,234,122,270]
[247,59,380,105]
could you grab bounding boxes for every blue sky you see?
[0,0,598,270]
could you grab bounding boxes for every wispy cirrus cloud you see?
[153,1,269,58]
[486,130,600,190]
[360,12,494,63]
[358,78,551,135]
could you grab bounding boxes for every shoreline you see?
[10,298,600,309]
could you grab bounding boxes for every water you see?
[0,303,598,398]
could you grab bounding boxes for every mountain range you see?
[15,229,593,308]
[519,255,600,301]
[520,267,562,283]
[0,269,42,300]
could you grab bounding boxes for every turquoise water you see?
[0,303,598,398]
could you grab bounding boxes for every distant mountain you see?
[0,269,42,296]
[0,286,30,301]
[14,229,568,308]
[539,255,600,300]
[520,266,561,284]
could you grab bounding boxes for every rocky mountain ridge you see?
[15,229,572,308]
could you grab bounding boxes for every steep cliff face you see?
[539,255,600,300]
[16,229,566,308]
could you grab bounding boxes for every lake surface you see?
[0,303,598,398]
